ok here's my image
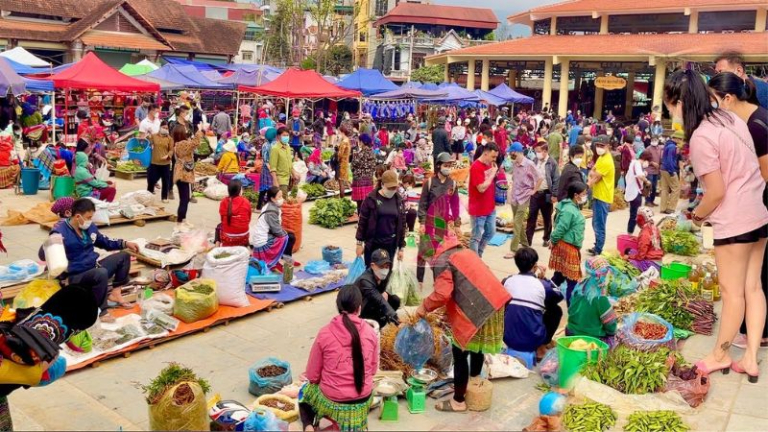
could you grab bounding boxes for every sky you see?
[439,0,562,37]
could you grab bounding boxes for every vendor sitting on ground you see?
[625,207,664,272]
[300,285,378,432]
[217,140,240,174]
[73,152,116,202]
[566,256,618,346]
[306,148,330,185]
[353,249,400,328]
[0,133,20,189]
[503,247,564,359]
[39,198,139,319]
[250,186,296,268]
[51,197,75,219]
[217,180,251,247]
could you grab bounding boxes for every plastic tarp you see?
[420,82,439,91]
[226,63,283,75]
[50,53,159,92]
[162,56,229,72]
[322,75,338,83]
[0,47,50,67]
[473,89,507,106]
[201,70,222,81]
[337,68,398,96]
[0,58,26,96]
[23,77,54,92]
[423,82,480,103]
[218,68,278,89]
[370,87,448,100]
[1,57,47,75]
[401,81,422,89]
[148,64,227,89]
[488,83,534,104]
[239,68,361,99]
[119,63,157,76]
[50,63,74,74]
[134,74,185,91]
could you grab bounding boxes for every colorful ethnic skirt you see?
[251,235,289,268]
[299,383,371,432]
[459,309,504,355]
[549,240,583,281]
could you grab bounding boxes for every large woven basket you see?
[466,378,493,412]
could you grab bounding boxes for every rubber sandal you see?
[695,360,730,375]
[503,253,516,259]
[435,400,468,413]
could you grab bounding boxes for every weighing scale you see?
[406,368,437,414]
[374,381,400,422]
[249,274,282,293]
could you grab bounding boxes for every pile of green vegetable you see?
[581,346,679,394]
[181,283,214,296]
[141,363,211,404]
[309,198,357,229]
[321,149,334,161]
[661,230,700,256]
[242,189,260,208]
[624,410,690,432]
[635,280,698,331]
[562,401,616,432]
[301,183,328,200]
[604,253,640,278]
[116,161,145,172]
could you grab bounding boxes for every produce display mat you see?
[0,263,144,299]
[248,271,343,303]
[39,210,175,230]
[64,292,275,372]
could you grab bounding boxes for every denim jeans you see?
[627,195,643,234]
[67,251,131,312]
[470,210,496,257]
[592,199,610,254]
[646,173,659,205]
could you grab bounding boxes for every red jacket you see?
[630,224,664,261]
[422,239,511,349]
[219,196,252,235]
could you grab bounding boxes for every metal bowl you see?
[411,368,438,384]
[375,381,399,397]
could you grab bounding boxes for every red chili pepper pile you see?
[633,321,668,340]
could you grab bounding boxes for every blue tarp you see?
[162,56,229,72]
[424,83,480,104]
[488,83,534,104]
[23,77,53,92]
[401,81,421,89]
[219,68,279,89]
[2,57,47,75]
[419,82,439,91]
[370,87,448,100]
[473,89,507,106]
[50,63,74,74]
[148,64,227,89]
[227,63,283,75]
[337,68,397,96]
[0,58,26,95]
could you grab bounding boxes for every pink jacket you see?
[304,314,379,402]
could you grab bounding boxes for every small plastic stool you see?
[504,348,537,369]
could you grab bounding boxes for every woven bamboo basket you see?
[465,378,493,412]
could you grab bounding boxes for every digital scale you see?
[248,274,282,293]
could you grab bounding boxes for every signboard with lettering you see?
[595,76,627,90]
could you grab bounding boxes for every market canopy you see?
[148,64,227,89]
[0,58,26,95]
[239,68,361,99]
[488,83,534,104]
[2,57,47,75]
[23,77,54,92]
[134,74,185,91]
[370,87,448,100]
[338,68,397,96]
[420,82,439,91]
[423,83,480,103]
[473,89,507,106]
[0,47,50,67]
[162,56,229,72]
[219,68,278,89]
[401,81,422,89]
[119,61,159,76]
[50,53,159,92]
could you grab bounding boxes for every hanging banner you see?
[595,76,627,90]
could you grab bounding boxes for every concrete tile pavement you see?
[1,178,766,430]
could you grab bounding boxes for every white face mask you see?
[481,139,487,145]
[440,167,452,176]
[651,140,659,147]
[78,217,92,230]
[374,268,390,280]
[275,199,285,207]
[536,152,546,161]
[642,161,650,169]
[596,147,607,156]
[381,188,397,199]
[572,157,583,166]
[579,195,588,204]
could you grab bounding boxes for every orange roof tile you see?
[429,32,768,60]
[81,31,170,51]
[376,3,498,30]
[508,0,766,23]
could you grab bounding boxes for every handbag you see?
[183,161,195,172]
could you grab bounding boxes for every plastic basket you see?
[661,262,691,280]
[616,234,639,255]
[556,336,609,389]
[126,138,151,168]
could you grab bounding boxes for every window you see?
[375,0,388,17]
[242,51,254,61]
[393,47,401,71]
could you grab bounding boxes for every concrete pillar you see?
[508,69,517,87]
[481,59,490,91]
[594,71,605,119]
[625,72,635,118]
[756,8,767,32]
[652,61,667,115]
[466,58,476,90]
[71,40,84,61]
[688,10,699,34]
[444,63,450,82]
[550,17,558,35]
[558,59,570,118]
[600,15,609,34]
[574,69,582,97]
[543,58,554,112]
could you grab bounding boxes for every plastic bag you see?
[664,368,710,408]
[43,233,68,278]
[617,313,675,352]
[484,353,530,379]
[13,279,60,309]
[344,257,365,285]
[204,178,228,201]
[66,331,93,353]
[430,334,453,375]
[141,293,175,315]
[243,407,288,432]
[254,394,299,422]
[304,260,331,275]
[538,349,559,387]
[395,319,435,369]
[95,164,110,182]
[281,202,302,253]
[389,261,419,306]
[148,382,210,431]
[322,246,342,265]
[606,266,638,298]
[202,247,250,307]
[248,357,293,397]
[173,279,219,323]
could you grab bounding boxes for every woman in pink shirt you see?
[664,70,768,383]
[300,285,379,431]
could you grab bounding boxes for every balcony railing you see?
[381,33,494,48]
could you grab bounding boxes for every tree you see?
[410,64,445,84]
[301,56,317,70]
[306,0,360,74]
[325,45,352,75]
[265,0,304,66]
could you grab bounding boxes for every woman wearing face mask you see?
[557,145,586,203]
[351,133,376,212]
[250,186,296,268]
[549,182,588,304]
[624,150,653,234]
[147,120,174,203]
[665,69,768,381]
[356,170,407,267]
[708,72,768,351]
[73,152,116,202]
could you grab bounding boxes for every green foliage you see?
[483,32,496,41]
[410,64,445,84]
[625,410,690,432]
[309,198,357,229]
[324,44,353,75]
[661,230,700,256]
[603,252,640,279]
[300,183,327,199]
[581,346,676,395]
[562,401,616,432]
[635,279,697,330]
[301,56,317,70]
[242,189,260,208]
[142,363,211,404]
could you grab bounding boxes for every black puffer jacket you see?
[355,189,406,249]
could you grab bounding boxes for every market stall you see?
[337,68,398,97]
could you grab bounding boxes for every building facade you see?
[426,0,768,119]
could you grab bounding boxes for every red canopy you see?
[239,68,361,99]
[51,52,159,92]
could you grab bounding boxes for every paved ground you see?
[1,176,766,431]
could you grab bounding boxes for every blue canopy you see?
[473,90,507,106]
[50,63,74,74]
[0,58,26,95]
[337,68,397,96]
[488,83,534,104]
[219,68,279,88]
[226,63,283,75]
[370,87,448,100]
[162,56,230,72]
[419,82,439,91]
[2,57,47,75]
[23,77,54,92]
[401,81,421,89]
[148,64,227,89]
[424,83,480,104]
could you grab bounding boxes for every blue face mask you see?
[280,136,290,144]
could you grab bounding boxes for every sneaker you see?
[587,248,598,256]
[543,240,551,248]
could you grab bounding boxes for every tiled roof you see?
[508,0,766,23]
[375,3,498,30]
[81,31,170,51]
[1,0,103,19]
[0,19,69,42]
[429,32,768,59]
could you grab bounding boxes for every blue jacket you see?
[503,273,564,352]
[568,126,582,147]
[661,140,678,175]
[751,76,768,110]
[40,220,125,276]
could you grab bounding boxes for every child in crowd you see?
[391,147,407,174]
[625,207,664,272]
[566,256,618,346]
[503,248,564,359]
[398,174,419,232]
